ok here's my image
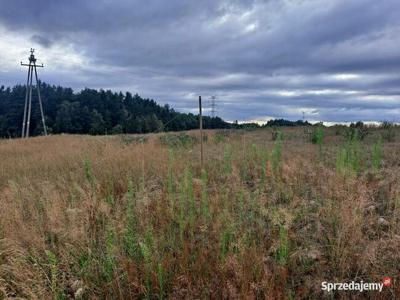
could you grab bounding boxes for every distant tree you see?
[350,121,364,128]
[89,109,106,135]
[148,114,164,132]
[55,101,75,133]
[111,124,123,134]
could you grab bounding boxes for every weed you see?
[2,130,400,299]
[220,225,235,261]
[83,157,95,187]
[105,178,115,205]
[103,227,116,282]
[237,189,245,223]
[182,169,196,235]
[167,149,175,212]
[336,132,363,175]
[157,262,165,300]
[45,250,61,298]
[201,169,209,221]
[123,181,140,258]
[311,126,324,158]
[275,225,289,265]
[139,240,153,298]
[223,144,233,174]
[371,138,383,170]
[259,147,268,188]
[271,132,283,177]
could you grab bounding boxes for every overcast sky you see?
[0,0,399,123]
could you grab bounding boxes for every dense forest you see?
[0,83,231,138]
[0,83,312,138]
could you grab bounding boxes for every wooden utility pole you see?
[21,48,47,138]
[199,96,203,170]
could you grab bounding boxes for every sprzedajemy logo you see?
[321,277,392,293]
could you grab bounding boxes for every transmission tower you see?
[210,95,217,117]
[20,48,47,138]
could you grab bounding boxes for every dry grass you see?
[0,128,399,299]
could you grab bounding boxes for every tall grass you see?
[0,130,398,299]
[312,126,324,159]
[271,131,283,177]
[200,169,209,221]
[371,137,383,170]
[336,131,362,175]
[223,144,233,174]
[123,180,139,258]
[275,225,289,265]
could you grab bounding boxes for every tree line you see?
[0,83,231,138]
[0,83,313,138]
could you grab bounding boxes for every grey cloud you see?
[30,34,53,48]
[0,0,399,123]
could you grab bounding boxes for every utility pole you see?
[21,48,47,138]
[199,96,203,170]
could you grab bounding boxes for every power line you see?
[210,95,217,117]
[20,48,47,138]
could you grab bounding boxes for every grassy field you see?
[0,126,399,299]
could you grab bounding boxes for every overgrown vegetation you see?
[0,127,398,299]
[336,131,363,175]
[311,126,324,158]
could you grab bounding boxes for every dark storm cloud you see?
[30,34,53,48]
[0,0,399,122]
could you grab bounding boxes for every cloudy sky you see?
[0,0,399,123]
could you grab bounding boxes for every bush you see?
[380,121,395,142]
[342,126,369,141]
[111,124,123,134]
[271,128,283,141]
[311,127,324,144]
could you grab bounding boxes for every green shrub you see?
[311,127,323,144]
[311,127,324,158]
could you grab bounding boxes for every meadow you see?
[0,126,399,299]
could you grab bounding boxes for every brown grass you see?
[0,128,399,299]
